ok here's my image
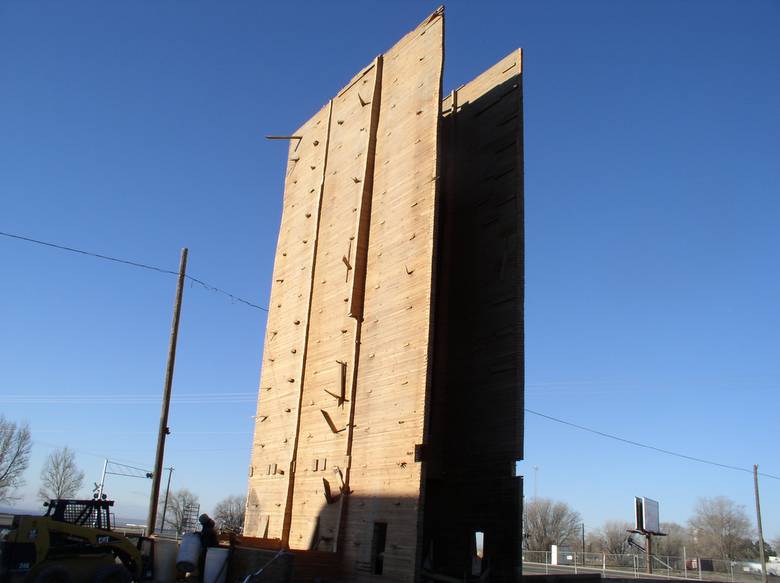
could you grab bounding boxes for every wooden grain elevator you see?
[245,8,524,582]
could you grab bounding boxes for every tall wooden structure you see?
[246,8,524,582]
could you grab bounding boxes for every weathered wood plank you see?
[342,8,444,583]
[246,102,332,540]
[288,61,381,551]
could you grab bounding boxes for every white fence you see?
[522,550,768,582]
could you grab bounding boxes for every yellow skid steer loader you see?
[0,499,148,582]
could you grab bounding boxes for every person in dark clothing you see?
[197,513,219,576]
[198,513,219,548]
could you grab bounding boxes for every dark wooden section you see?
[226,545,341,583]
[226,547,294,583]
[423,50,524,583]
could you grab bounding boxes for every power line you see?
[0,392,256,404]
[0,230,268,312]
[34,439,151,468]
[525,408,780,481]
[6,231,777,482]
[18,429,252,436]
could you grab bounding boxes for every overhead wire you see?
[4,233,777,484]
[0,392,256,404]
[23,400,780,481]
[525,408,780,481]
[34,439,151,468]
[0,230,268,311]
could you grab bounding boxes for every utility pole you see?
[146,248,188,536]
[581,522,585,554]
[533,466,539,499]
[159,467,174,535]
[754,465,768,583]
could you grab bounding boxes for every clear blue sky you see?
[1,1,778,540]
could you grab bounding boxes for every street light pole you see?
[754,465,768,583]
[96,458,108,499]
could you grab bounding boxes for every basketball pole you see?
[646,532,652,574]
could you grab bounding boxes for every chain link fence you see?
[522,550,770,582]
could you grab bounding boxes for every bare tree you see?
[592,521,632,554]
[214,495,246,533]
[523,498,582,551]
[0,416,32,503]
[584,530,603,553]
[38,447,85,502]
[654,522,688,557]
[161,488,199,535]
[688,496,753,559]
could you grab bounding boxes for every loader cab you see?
[43,498,114,531]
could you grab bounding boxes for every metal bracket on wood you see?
[320,409,346,433]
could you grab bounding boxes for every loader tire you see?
[32,565,72,583]
[92,564,131,583]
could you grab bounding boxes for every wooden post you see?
[146,248,188,536]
